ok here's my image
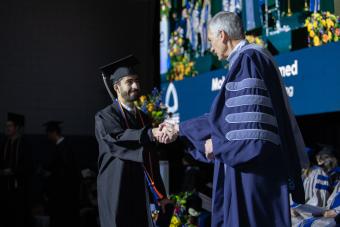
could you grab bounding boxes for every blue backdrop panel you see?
[162,42,340,122]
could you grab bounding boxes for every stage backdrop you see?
[0,0,158,135]
[161,42,340,123]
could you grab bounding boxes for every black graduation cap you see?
[99,55,139,84]
[43,121,63,133]
[7,112,25,127]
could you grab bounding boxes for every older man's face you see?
[208,29,228,60]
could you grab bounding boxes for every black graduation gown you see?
[0,136,33,227]
[46,138,80,227]
[95,101,166,227]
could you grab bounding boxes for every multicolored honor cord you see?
[144,167,164,201]
[116,99,164,202]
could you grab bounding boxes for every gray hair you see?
[208,12,244,39]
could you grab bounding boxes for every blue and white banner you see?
[162,42,340,122]
[160,15,170,75]
[223,0,242,13]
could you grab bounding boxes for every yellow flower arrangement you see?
[139,95,147,103]
[169,192,200,227]
[147,103,155,112]
[167,27,197,81]
[328,31,332,40]
[246,35,255,43]
[326,18,334,28]
[313,36,320,46]
[305,11,340,47]
[322,34,329,43]
[135,88,167,127]
[307,23,313,32]
[160,0,171,17]
[170,216,181,226]
[245,35,265,47]
[336,28,340,36]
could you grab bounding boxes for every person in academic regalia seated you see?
[95,55,172,227]
[292,146,340,227]
[301,147,333,208]
[43,121,80,227]
[302,166,330,205]
[292,181,340,227]
[158,12,309,227]
[0,113,33,227]
[291,147,336,225]
[316,145,340,188]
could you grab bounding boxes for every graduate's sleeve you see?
[209,54,281,168]
[179,114,213,163]
[95,109,152,163]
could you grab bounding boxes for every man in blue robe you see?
[161,12,309,226]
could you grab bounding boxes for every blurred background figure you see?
[42,121,80,227]
[79,168,99,227]
[0,113,33,227]
[302,146,332,208]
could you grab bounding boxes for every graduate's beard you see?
[120,89,140,103]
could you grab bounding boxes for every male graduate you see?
[160,12,309,226]
[95,55,171,227]
[0,113,32,227]
[43,121,80,227]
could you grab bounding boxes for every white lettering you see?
[279,60,298,77]
[285,86,294,97]
[211,76,225,91]
[285,65,291,76]
[291,60,298,75]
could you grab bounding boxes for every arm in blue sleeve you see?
[179,114,213,163]
[210,54,281,168]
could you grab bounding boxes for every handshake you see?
[151,122,179,144]
[150,122,214,160]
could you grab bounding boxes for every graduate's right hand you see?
[156,123,178,144]
[152,127,175,144]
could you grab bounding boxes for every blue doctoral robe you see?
[179,42,307,227]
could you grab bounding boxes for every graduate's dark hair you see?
[112,77,123,96]
[112,77,122,86]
